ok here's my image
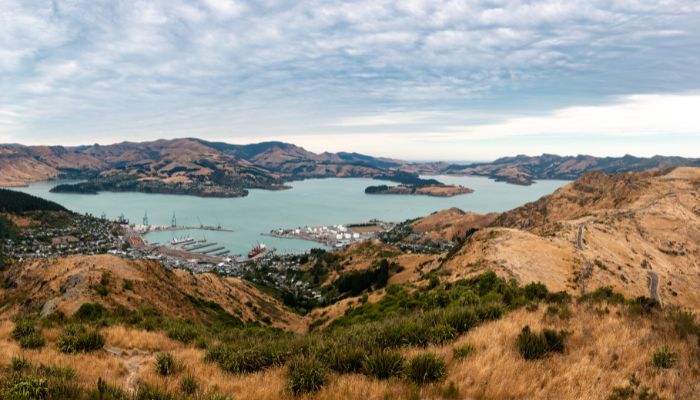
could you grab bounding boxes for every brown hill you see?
[439,167,700,309]
[411,208,499,242]
[443,153,699,185]
[0,254,304,332]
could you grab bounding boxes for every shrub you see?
[91,377,129,400]
[12,320,36,340]
[406,353,447,385]
[325,345,366,374]
[516,326,567,360]
[652,347,678,369]
[523,282,549,301]
[179,374,198,395]
[453,343,475,359]
[166,323,199,344]
[630,296,659,315]
[134,385,176,400]
[56,325,105,354]
[286,355,327,395]
[19,332,46,349]
[73,303,108,321]
[11,356,32,372]
[122,280,134,291]
[362,350,405,379]
[668,308,699,339]
[155,353,177,376]
[444,307,478,334]
[7,376,48,400]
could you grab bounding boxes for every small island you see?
[365,171,473,197]
[365,184,473,197]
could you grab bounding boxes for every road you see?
[648,271,660,303]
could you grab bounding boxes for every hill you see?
[436,167,700,308]
[442,154,700,185]
[1,168,700,399]
[2,139,699,196]
[0,188,67,213]
[0,254,303,333]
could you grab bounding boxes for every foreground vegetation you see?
[2,272,700,399]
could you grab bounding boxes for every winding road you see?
[647,271,660,303]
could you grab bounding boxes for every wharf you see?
[185,242,218,251]
[200,246,225,255]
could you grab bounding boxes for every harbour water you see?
[15,176,568,255]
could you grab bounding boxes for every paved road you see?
[648,271,660,303]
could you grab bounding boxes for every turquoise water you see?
[15,176,568,255]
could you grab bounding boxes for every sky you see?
[1,0,700,161]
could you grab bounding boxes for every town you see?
[267,220,395,248]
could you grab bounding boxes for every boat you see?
[247,243,267,259]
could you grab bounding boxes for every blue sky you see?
[1,0,700,160]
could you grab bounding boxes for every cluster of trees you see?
[333,259,400,296]
[0,189,66,212]
[373,171,442,187]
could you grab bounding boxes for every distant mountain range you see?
[0,138,697,196]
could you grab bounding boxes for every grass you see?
[286,355,327,395]
[651,347,678,369]
[361,350,405,380]
[452,343,475,359]
[516,326,567,360]
[56,325,105,354]
[155,353,177,376]
[405,353,447,385]
[12,318,45,349]
[4,272,698,399]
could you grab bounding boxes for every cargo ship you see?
[247,243,267,259]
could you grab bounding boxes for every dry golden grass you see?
[4,301,693,399]
[102,325,181,352]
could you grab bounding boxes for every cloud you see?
[451,93,700,139]
[0,0,698,157]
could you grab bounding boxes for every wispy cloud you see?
[1,0,699,157]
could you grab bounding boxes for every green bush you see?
[523,282,549,301]
[205,340,294,374]
[19,332,46,349]
[122,280,134,291]
[516,326,567,360]
[444,307,478,334]
[155,353,177,376]
[362,350,405,379]
[11,356,32,372]
[325,345,366,374]
[73,303,108,321]
[56,325,105,354]
[166,323,199,344]
[652,347,678,369]
[406,353,447,385]
[90,377,129,400]
[6,376,48,400]
[134,385,176,400]
[286,355,327,395]
[179,374,198,395]
[452,343,475,359]
[12,320,36,341]
[668,308,699,339]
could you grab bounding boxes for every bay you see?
[15,176,568,255]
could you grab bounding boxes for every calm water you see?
[15,176,568,255]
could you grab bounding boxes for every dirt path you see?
[647,271,661,304]
[104,345,153,394]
